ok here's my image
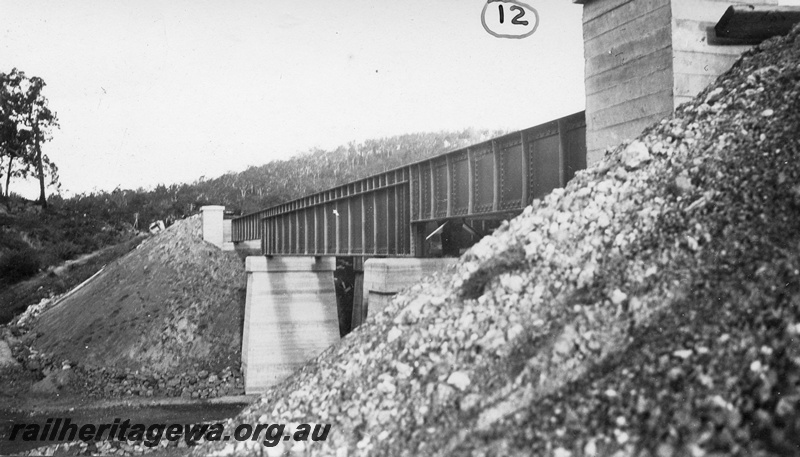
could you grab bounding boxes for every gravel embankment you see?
[197,25,800,457]
[5,215,246,400]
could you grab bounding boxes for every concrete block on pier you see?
[200,205,225,249]
[362,258,458,319]
[242,256,338,394]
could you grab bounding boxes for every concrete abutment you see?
[200,205,249,253]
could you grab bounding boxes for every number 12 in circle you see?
[481,1,539,39]
[497,4,528,26]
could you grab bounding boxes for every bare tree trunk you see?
[34,122,47,207]
[5,156,12,199]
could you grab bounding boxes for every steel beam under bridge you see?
[232,111,586,257]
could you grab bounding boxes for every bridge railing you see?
[409,111,585,223]
[260,168,411,256]
[231,209,270,243]
[231,110,586,256]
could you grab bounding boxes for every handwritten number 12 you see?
[482,1,538,39]
[498,5,529,26]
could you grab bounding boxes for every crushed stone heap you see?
[199,25,800,457]
[25,215,246,398]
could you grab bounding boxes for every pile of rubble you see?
[70,364,243,400]
[2,215,246,400]
[198,25,800,457]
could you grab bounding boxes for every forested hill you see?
[204,129,507,214]
[60,128,505,229]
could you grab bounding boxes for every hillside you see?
[60,128,506,233]
[0,198,141,324]
[197,26,800,457]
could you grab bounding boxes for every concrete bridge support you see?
[200,205,225,248]
[579,0,779,164]
[200,205,235,251]
[241,256,339,394]
[201,205,253,253]
[352,258,459,327]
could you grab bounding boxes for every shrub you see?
[0,230,31,252]
[51,241,83,262]
[0,248,41,284]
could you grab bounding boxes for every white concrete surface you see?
[242,256,339,394]
[362,258,458,317]
[200,205,225,249]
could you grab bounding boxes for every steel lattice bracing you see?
[231,111,586,257]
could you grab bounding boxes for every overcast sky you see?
[3,2,583,197]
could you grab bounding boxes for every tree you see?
[0,69,27,199]
[0,68,59,206]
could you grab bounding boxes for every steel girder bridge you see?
[231,111,586,258]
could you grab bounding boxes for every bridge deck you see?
[232,111,586,257]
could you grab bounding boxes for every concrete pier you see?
[200,205,225,249]
[241,256,339,394]
[579,0,778,164]
[354,258,458,326]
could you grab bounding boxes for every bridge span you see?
[221,111,586,393]
[231,111,585,258]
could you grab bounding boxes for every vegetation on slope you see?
[0,236,143,325]
[0,198,141,323]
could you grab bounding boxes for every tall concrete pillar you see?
[353,258,458,326]
[242,256,339,394]
[578,0,778,164]
[200,205,225,248]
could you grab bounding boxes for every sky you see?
[1,0,588,198]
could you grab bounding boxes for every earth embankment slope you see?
[198,26,800,457]
[29,215,245,378]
